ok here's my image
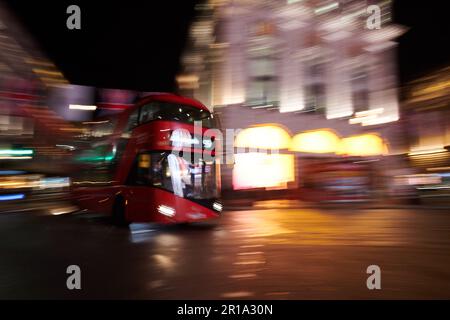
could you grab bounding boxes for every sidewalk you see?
[223,199,450,211]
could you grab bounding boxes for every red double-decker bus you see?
[71,93,222,226]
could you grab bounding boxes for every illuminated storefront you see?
[229,117,390,201]
[233,125,294,190]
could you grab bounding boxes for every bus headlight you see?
[213,201,223,212]
[157,204,175,217]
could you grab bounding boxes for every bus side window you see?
[125,109,139,132]
[89,119,116,138]
[127,152,172,191]
[73,144,116,185]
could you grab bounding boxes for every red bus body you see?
[71,93,222,224]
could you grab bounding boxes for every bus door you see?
[122,153,157,221]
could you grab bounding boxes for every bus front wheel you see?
[112,197,130,227]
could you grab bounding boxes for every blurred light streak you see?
[69,104,97,110]
[49,206,78,215]
[239,244,264,248]
[314,2,339,15]
[408,148,447,156]
[395,174,441,186]
[360,114,399,126]
[176,74,200,89]
[39,177,71,189]
[221,292,254,298]
[152,254,175,270]
[55,144,75,151]
[349,108,384,125]
[0,193,25,201]
[0,156,32,160]
[228,273,257,279]
[0,149,33,156]
[237,251,263,256]
[0,171,26,175]
[32,68,63,77]
[427,167,450,172]
[233,260,265,265]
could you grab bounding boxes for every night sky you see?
[5,0,199,91]
[5,0,450,90]
[393,0,450,82]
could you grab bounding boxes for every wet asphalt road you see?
[1,207,450,299]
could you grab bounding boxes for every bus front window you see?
[166,154,218,199]
[139,101,216,128]
[135,152,219,200]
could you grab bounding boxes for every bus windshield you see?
[139,101,215,128]
[132,152,219,199]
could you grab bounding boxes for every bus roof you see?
[136,92,210,112]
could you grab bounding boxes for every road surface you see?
[1,206,450,299]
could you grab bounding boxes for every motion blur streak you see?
[0,0,449,300]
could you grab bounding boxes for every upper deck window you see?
[125,109,139,132]
[139,101,215,128]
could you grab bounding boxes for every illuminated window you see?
[246,57,279,106]
[351,66,369,113]
[304,57,327,112]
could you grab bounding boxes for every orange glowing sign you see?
[337,134,387,156]
[235,125,291,150]
[290,129,340,153]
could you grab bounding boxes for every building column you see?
[364,41,400,124]
[323,33,354,119]
[279,26,306,113]
[219,9,247,106]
